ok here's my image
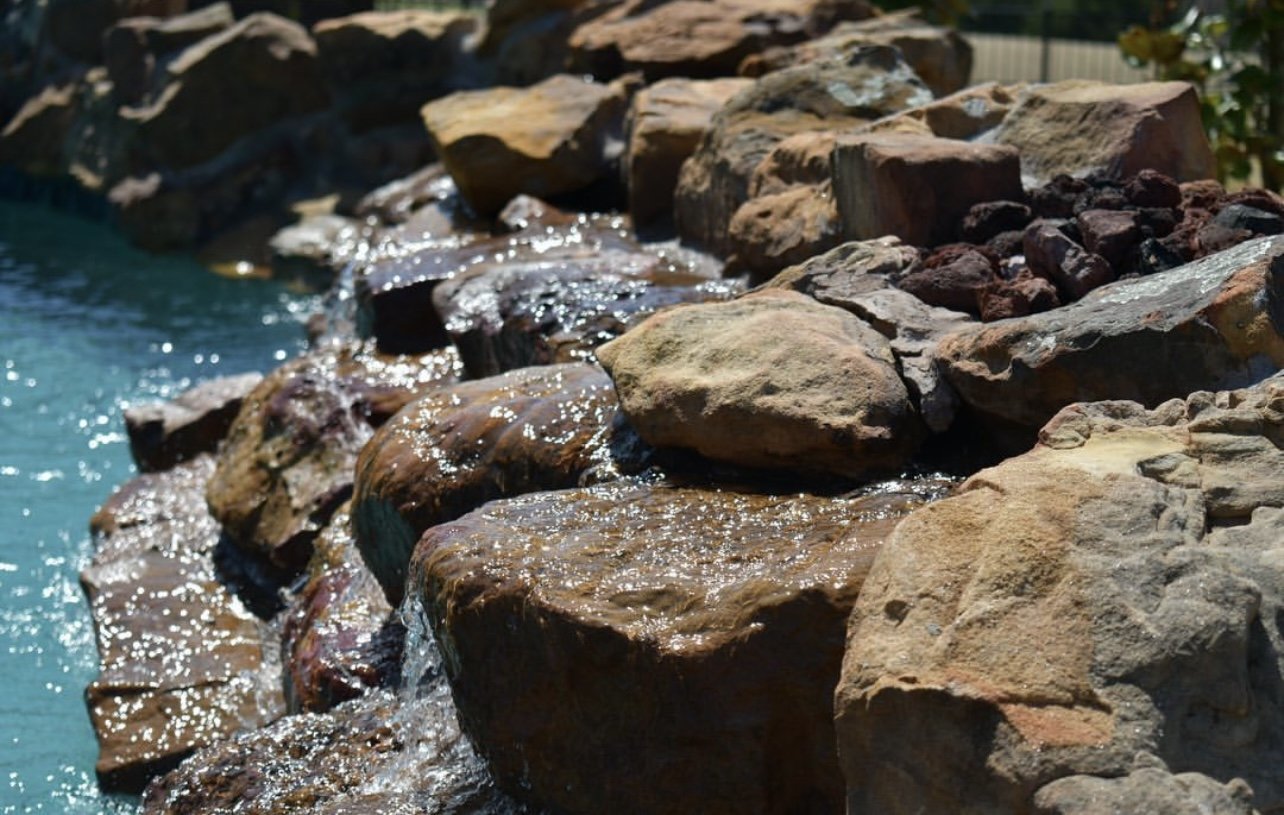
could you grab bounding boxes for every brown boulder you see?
[994,80,1216,186]
[675,45,931,253]
[411,477,949,815]
[1022,222,1115,300]
[597,288,922,478]
[625,76,752,224]
[420,74,626,216]
[205,341,461,571]
[727,183,841,282]
[104,3,236,106]
[835,374,1284,813]
[353,363,643,606]
[863,81,1022,141]
[124,371,262,472]
[832,132,1023,247]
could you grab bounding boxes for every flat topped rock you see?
[937,235,1284,437]
[124,372,262,472]
[412,477,950,815]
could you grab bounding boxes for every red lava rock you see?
[1180,178,1226,211]
[978,269,1060,321]
[1125,168,1181,208]
[959,200,1032,243]
[1076,208,1141,270]
[895,243,998,315]
[985,228,1025,258]
[1029,174,1089,219]
[1023,222,1114,300]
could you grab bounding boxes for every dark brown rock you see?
[124,372,262,473]
[1125,168,1181,208]
[206,341,461,572]
[1076,208,1141,270]
[960,200,1033,244]
[104,4,236,105]
[978,270,1060,321]
[896,244,998,315]
[353,363,644,606]
[411,478,950,815]
[1023,222,1115,300]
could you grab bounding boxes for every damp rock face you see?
[420,74,626,216]
[936,235,1284,438]
[206,342,461,572]
[84,457,284,794]
[124,372,262,473]
[353,363,640,606]
[994,80,1216,186]
[282,504,402,714]
[411,478,948,815]
[433,251,741,379]
[597,289,922,479]
[834,373,1284,814]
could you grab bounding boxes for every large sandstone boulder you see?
[411,478,949,815]
[674,45,931,254]
[832,132,1023,247]
[84,457,283,793]
[420,74,626,216]
[122,12,330,170]
[937,235,1284,438]
[124,372,261,472]
[353,363,644,606]
[567,0,876,82]
[206,342,461,571]
[994,80,1216,186]
[626,76,752,224]
[596,288,922,478]
[862,80,1022,141]
[104,4,236,105]
[835,373,1284,813]
[741,11,972,98]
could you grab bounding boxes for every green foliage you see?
[1120,1,1284,189]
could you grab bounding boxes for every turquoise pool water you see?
[0,201,313,813]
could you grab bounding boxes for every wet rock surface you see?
[84,456,284,793]
[937,235,1284,438]
[282,503,402,714]
[835,372,1284,814]
[412,477,952,815]
[598,288,923,479]
[124,371,262,473]
[353,363,642,606]
[206,341,461,572]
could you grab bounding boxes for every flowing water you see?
[0,201,315,813]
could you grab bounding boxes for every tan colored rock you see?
[675,45,931,253]
[420,74,625,216]
[597,288,922,478]
[864,81,1022,140]
[568,0,875,82]
[833,132,1023,247]
[412,477,948,815]
[937,235,1284,438]
[835,373,1284,813]
[626,76,752,224]
[728,183,841,282]
[994,80,1216,186]
[742,11,972,98]
[206,342,461,571]
[353,363,644,606]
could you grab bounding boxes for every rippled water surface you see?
[0,202,314,813]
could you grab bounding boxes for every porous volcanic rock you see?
[625,76,753,225]
[84,457,283,793]
[281,503,402,713]
[596,288,922,478]
[353,363,644,606]
[835,373,1284,813]
[206,341,461,571]
[412,477,949,815]
[420,74,626,216]
[674,45,931,254]
[124,372,262,473]
[994,80,1216,186]
[936,235,1284,438]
